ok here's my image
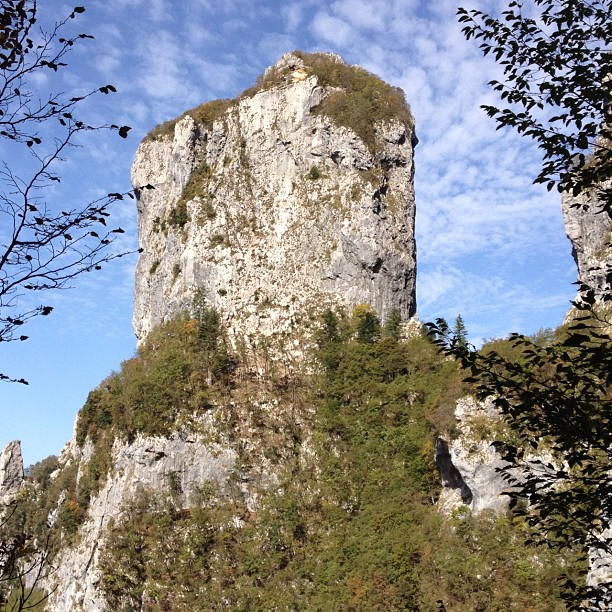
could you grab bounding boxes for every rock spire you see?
[131,52,418,347]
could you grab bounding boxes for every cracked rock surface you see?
[132,52,417,349]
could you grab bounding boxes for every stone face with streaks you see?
[0,440,24,505]
[42,53,419,610]
[131,52,417,349]
[45,429,239,611]
[436,397,511,515]
[562,178,612,307]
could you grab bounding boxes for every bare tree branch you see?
[0,0,142,383]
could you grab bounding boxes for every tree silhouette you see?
[452,315,468,350]
[458,0,612,213]
[0,0,149,384]
[448,1,612,607]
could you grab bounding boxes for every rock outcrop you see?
[36,52,419,611]
[46,429,238,610]
[436,397,511,514]
[562,181,612,307]
[45,387,306,610]
[0,440,24,505]
[131,52,417,348]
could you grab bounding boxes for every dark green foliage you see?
[353,304,381,344]
[458,0,612,212]
[96,319,578,609]
[191,295,234,384]
[315,309,345,377]
[456,3,612,606]
[75,312,233,445]
[383,307,403,340]
[99,489,249,610]
[7,306,591,609]
[307,164,320,180]
[193,300,221,352]
[167,200,189,229]
[428,313,612,609]
[318,309,341,345]
[356,312,381,344]
[452,314,468,349]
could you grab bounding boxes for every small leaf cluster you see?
[457,0,612,212]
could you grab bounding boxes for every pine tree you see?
[382,308,403,341]
[452,315,468,349]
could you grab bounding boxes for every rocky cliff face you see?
[562,181,612,306]
[131,52,417,348]
[46,432,236,610]
[436,397,511,515]
[0,440,23,505]
[45,385,309,610]
[38,54,418,609]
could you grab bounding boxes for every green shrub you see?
[146,98,233,141]
[74,313,234,445]
[148,259,160,275]
[308,165,321,180]
[95,314,578,609]
[178,160,212,212]
[18,305,585,610]
[167,200,189,229]
[294,52,413,154]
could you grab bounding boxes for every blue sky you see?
[1,0,576,466]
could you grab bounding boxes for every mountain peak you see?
[131,53,417,351]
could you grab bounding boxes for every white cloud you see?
[310,12,357,47]
[149,0,171,22]
[257,33,299,65]
[282,3,304,32]
[5,0,583,464]
[329,0,389,31]
[137,33,185,99]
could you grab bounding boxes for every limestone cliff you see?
[436,397,511,515]
[36,54,418,609]
[562,180,612,307]
[46,434,235,610]
[131,52,417,347]
[44,386,310,610]
[0,440,23,505]
[6,51,598,612]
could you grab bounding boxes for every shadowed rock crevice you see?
[435,437,473,505]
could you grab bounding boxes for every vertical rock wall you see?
[131,52,417,348]
[0,440,23,505]
[562,180,612,306]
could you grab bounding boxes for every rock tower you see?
[131,52,417,347]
